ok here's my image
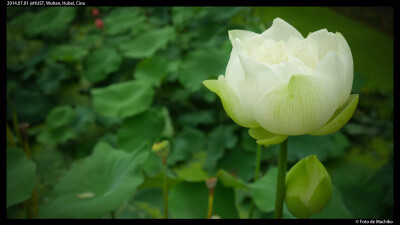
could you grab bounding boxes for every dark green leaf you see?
[134,55,169,87]
[311,186,353,219]
[38,142,149,218]
[169,181,238,218]
[173,152,209,182]
[49,45,88,63]
[178,47,229,92]
[84,47,123,83]
[91,80,154,119]
[104,8,146,36]
[218,148,255,182]
[204,125,238,171]
[9,89,53,124]
[288,132,350,163]
[7,148,36,208]
[45,105,75,129]
[26,8,76,37]
[117,108,165,152]
[167,127,206,166]
[119,27,175,58]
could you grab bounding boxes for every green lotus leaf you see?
[91,80,154,119]
[38,142,149,218]
[169,181,238,218]
[7,148,36,208]
[217,169,247,189]
[84,47,123,83]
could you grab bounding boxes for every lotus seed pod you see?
[205,177,218,190]
[152,140,170,159]
[285,155,332,218]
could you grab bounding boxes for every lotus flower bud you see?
[203,18,359,145]
[94,18,104,30]
[91,8,100,17]
[152,140,170,159]
[285,155,332,218]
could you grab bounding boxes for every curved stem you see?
[6,124,16,148]
[8,99,23,148]
[248,144,262,218]
[274,138,288,219]
[163,158,168,219]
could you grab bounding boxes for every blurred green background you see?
[6,6,393,219]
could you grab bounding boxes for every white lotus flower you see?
[203,18,359,145]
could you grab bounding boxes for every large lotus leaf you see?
[138,172,182,191]
[84,47,123,83]
[249,167,295,218]
[38,142,149,218]
[173,152,209,182]
[171,7,203,27]
[218,148,255,182]
[45,105,75,129]
[117,108,165,152]
[118,27,175,58]
[142,151,163,178]
[311,186,353,219]
[287,132,350,163]
[134,55,169,87]
[177,110,215,127]
[70,105,96,134]
[178,47,228,92]
[104,8,146,36]
[203,7,245,21]
[249,167,278,213]
[7,148,36,208]
[36,63,69,95]
[217,169,247,189]
[167,127,206,166]
[204,125,238,172]
[36,127,76,146]
[91,80,154,119]
[8,89,53,124]
[72,34,102,49]
[118,188,164,219]
[169,181,238,218]
[328,161,386,218]
[8,11,35,29]
[49,45,88,63]
[26,7,76,37]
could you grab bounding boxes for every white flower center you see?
[244,35,319,70]
[252,39,288,66]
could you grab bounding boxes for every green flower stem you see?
[207,189,214,219]
[23,199,32,219]
[111,211,116,219]
[8,103,36,218]
[32,189,38,218]
[163,158,168,219]
[6,124,16,148]
[8,99,23,148]
[274,138,288,219]
[248,144,262,218]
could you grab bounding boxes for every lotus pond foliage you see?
[6,6,393,219]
